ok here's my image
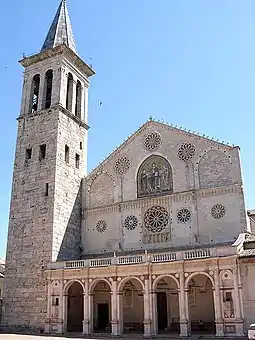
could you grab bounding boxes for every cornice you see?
[17,104,89,130]
[19,44,95,78]
[85,184,241,215]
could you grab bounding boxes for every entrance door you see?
[157,292,168,331]
[97,303,109,330]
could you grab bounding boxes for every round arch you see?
[66,280,84,333]
[185,272,214,290]
[64,279,85,294]
[136,154,173,198]
[89,278,112,293]
[152,274,180,290]
[117,276,145,292]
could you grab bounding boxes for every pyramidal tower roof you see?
[41,0,76,53]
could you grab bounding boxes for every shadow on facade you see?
[57,186,82,261]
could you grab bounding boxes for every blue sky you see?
[0,0,255,258]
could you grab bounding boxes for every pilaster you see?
[213,269,224,337]
[57,281,64,333]
[44,279,52,333]
[179,272,188,337]
[233,268,244,336]
[116,291,123,336]
[143,276,152,337]
[88,292,93,334]
[82,280,90,335]
[111,278,119,336]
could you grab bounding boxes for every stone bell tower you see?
[3,0,94,331]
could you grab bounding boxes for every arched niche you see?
[137,155,173,198]
[89,172,115,208]
[198,150,233,189]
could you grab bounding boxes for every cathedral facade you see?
[3,0,255,337]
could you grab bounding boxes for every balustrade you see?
[57,247,222,270]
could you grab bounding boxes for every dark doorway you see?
[97,303,109,330]
[157,292,168,331]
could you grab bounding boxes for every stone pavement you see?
[0,335,248,340]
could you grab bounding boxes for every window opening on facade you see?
[31,74,40,113]
[66,73,73,112]
[39,144,46,160]
[45,183,49,196]
[44,70,53,109]
[65,145,70,163]
[75,80,82,118]
[75,153,80,169]
[25,148,32,161]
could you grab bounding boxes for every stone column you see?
[213,270,224,336]
[79,86,85,121]
[88,292,94,334]
[72,80,77,115]
[233,268,244,336]
[143,276,152,337]
[57,282,64,334]
[51,68,59,106]
[151,289,157,335]
[58,67,67,108]
[82,280,89,335]
[148,276,155,336]
[44,280,52,333]
[184,287,191,336]
[84,84,89,122]
[179,272,188,336]
[111,279,119,336]
[116,292,123,335]
[21,73,29,114]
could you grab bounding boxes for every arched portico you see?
[117,277,145,335]
[185,273,215,334]
[152,275,180,335]
[66,281,84,332]
[91,280,112,333]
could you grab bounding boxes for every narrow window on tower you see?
[25,148,32,162]
[75,80,82,118]
[66,73,73,112]
[75,154,80,169]
[65,145,70,163]
[44,69,53,109]
[45,183,49,197]
[39,144,46,160]
[80,141,82,150]
[30,74,40,113]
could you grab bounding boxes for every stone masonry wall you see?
[3,49,89,331]
[3,109,59,331]
[53,109,85,261]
